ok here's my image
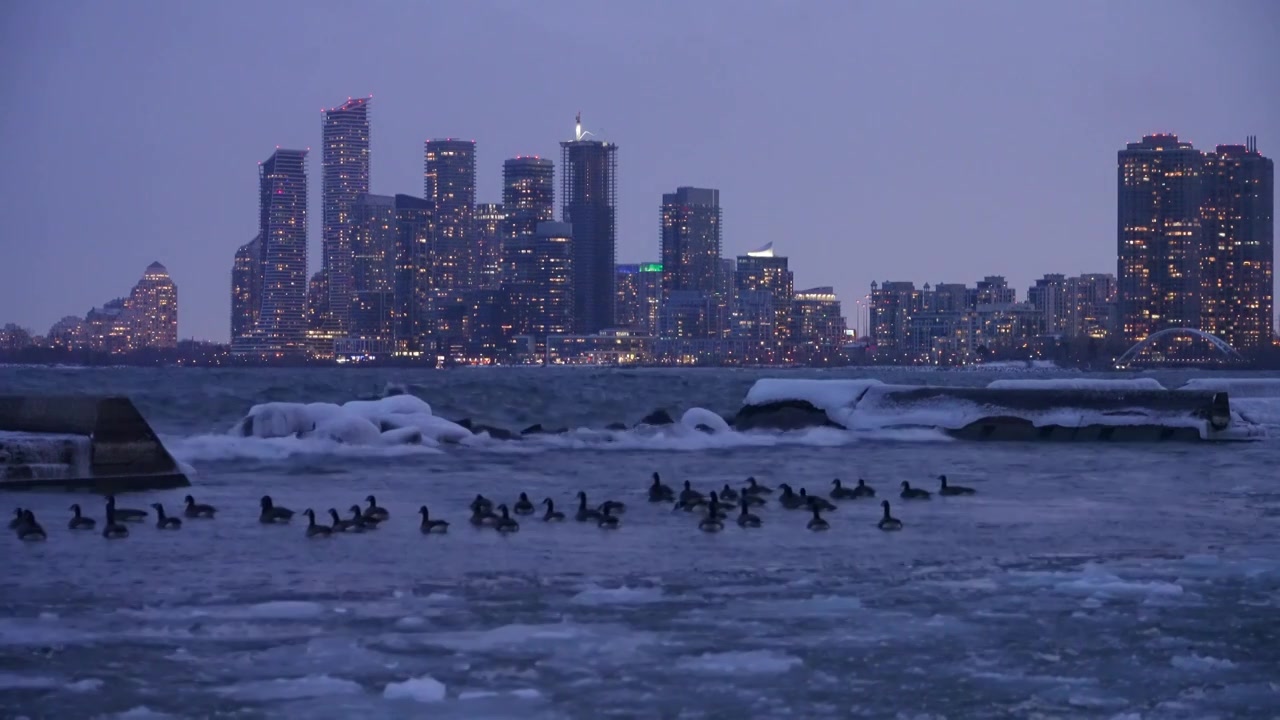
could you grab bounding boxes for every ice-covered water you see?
[3,366,1280,719]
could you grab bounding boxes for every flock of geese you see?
[9,474,976,542]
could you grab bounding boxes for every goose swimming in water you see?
[363,496,390,521]
[737,504,762,528]
[469,507,497,527]
[648,472,675,502]
[597,504,620,529]
[303,509,332,537]
[470,495,494,515]
[541,498,565,522]
[259,496,295,523]
[418,506,449,533]
[101,506,129,539]
[182,495,216,518]
[937,475,976,496]
[807,507,830,531]
[598,500,627,515]
[575,492,603,522]
[494,505,520,533]
[852,479,876,498]
[9,508,25,530]
[740,491,766,508]
[830,478,859,500]
[698,504,724,532]
[899,481,932,500]
[68,504,96,530]
[350,505,381,529]
[150,503,182,530]
[743,477,773,495]
[679,481,705,506]
[704,493,729,521]
[513,493,536,515]
[15,510,47,541]
[800,488,836,512]
[328,508,363,533]
[878,500,903,531]
[718,484,741,503]
[107,496,148,522]
[778,484,805,510]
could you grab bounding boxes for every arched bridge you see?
[1115,328,1243,368]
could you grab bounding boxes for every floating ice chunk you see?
[681,407,731,433]
[986,378,1166,390]
[65,678,104,693]
[383,674,446,703]
[570,584,665,605]
[1171,653,1236,671]
[215,674,363,701]
[676,650,803,674]
[0,672,61,690]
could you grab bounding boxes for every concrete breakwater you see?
[0,396,189,492]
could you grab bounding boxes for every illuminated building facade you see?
[231,234,261,344]
[424,139,477,292]
[1200,138,1274,354]
[501,221,574,345]
[502,157,554,238]
[734,244,793,342]
[560,114,617,333]
[391,195,434,350]
[1028,273,1069,335]
[251,148,309,353]
[321,97,371,332]
[616,263,662,335]
[660,187,722,299]
[128,262,178,349]
[1066,273,1117,340]
[348,194,396,344]
[474,202,506,289]
[791,287,846,348]
[1117,134,1204,344]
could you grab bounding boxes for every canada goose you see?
[807,508,830,531]
[259,496,295,523]
[150,503,182,530]
[364,495,390,521]
[418,506,449,533]
[648,472,675,502]
[900,482,932,500]
[938,475,977,496]
[878,500,903,531]
[743,477,773,495]
[15,511,46,541]
[68,504,96,530]
[494,505,520,533]
[303,509,332,537]
[513,493,536,515]
[541,498,565,522]
[737,504,762,528]
[183,495,217,518]
[107,496,148,522]
[830,479,859,500]
[575,492,603,522]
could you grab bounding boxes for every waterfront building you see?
[321,97,371,332]
[231,234,261,344]
[501,221,574,346]
[502,157,555,238]
[244,148,309,355]
[424,139,477,293]
[616,263,662,335]
[660,187,722,299]
[560,114,617,333]
[474,202,506,289]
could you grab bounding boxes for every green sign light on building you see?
[639,263,662,273]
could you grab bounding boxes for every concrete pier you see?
[0,396,189,492]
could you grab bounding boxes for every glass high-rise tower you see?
[321,97,371,332]
[424,139,477,292]
[661,186,722,300]
[560,114,617,334]
[503,156,555,238]
[256,148,309,352]
[1116,134,1204,344]
[1200,137,1274,354]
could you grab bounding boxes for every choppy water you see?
[3,366,1280,719]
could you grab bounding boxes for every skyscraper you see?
[474,202,506,289]
[661,187,722,299]
[560,114,617,333]
[616,263,662,335]
[1028,273,1069,335]
[424,139,477,292]
[735,244,794,342]
[391,195,434,350]
[503,157,554,238]
[126,262,178,349]
[349,193,396,344]
[1200,137,1274,354]
[502,221,574,344]
[1117,134,1204,344]
[321,97,371,332]
[231,234,261,344]
[255,148,309,352]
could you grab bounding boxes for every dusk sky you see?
[1,0,1276,342]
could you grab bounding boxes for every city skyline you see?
[1,1,1276,342]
